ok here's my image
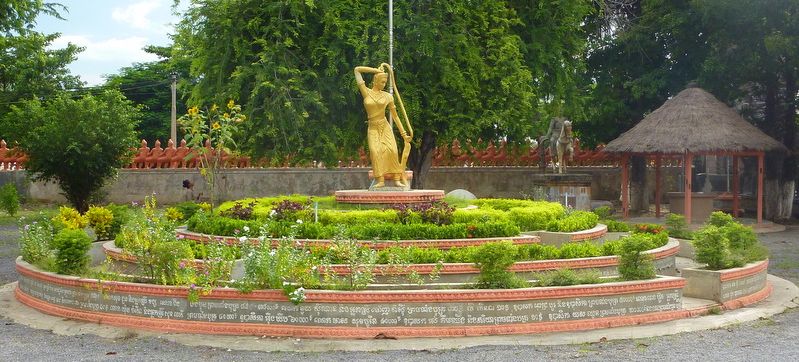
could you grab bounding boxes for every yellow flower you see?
[227,99,235,109]
[223,112,230,119]
[188,106,199,116]
[212,122,221,130]
[211,104,219,112]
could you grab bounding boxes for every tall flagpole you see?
[388,0,394,125]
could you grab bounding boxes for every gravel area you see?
[0,220,797,361]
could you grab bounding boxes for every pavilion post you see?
[655,155,662,218]
[757,152,764,224]
[732,155,740,217]
[684,152,693,223]
[621,154,629,219]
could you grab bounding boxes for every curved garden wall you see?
[17,257,691,338]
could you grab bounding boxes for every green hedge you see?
[546,211,599,232]
[508,203,565,231]
[451,208,510,224]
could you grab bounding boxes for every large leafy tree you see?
[172,0,537,187]
[0,0,82,139]
[7,90,140,212]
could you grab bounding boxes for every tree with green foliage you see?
[104,45,190,145]
[6,90,140,212]
[172,0,538,187]
[0,0,83,139]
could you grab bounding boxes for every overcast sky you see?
[36,0,186,86]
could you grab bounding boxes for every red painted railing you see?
[5,138,680,170]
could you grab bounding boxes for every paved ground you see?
[0,217,798,361]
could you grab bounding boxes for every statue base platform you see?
[335,189,445,204]
[531,173,592,210]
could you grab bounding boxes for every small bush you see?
[546,211,599,232]
[535,269,601,287]
[472,198,537,211]
[707,211,734,227]
[271,199,309,221]
[105,204,130,239]
[632,223,666,235]
[86,206,114,240]
[665,213,692,239]
[516,243,560,260]
[602,219,630,232]
[391,201,454,226]
[558,242,602,259]
[0,183,20,216]
[165,207,184,222]
[473,241,527,288]
[592,206,613,220]
[507,202,565,231]
[220,201,256,220]
[52,228,92,275]
[693,225,732,270]
[617,234,656,280]
[172,202,203,221]
[52,206,88,230]
[452,208,509,224]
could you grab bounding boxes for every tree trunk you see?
[629,155,649,212]
[408,131,436,190]
[761,72,795,220]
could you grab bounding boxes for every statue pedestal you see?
[531,173,592,210]
[335,189,445,204]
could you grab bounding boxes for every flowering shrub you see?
[633,223,666,235]
[86,206,114,240]
[179,100,246,206]
[19,218,55,267]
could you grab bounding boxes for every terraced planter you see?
[15,257,692,338]
[681,259,771,306]
[102,238,681,284]
[175,228,541,250]
[525,223,608,246]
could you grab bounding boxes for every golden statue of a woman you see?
[354,63,413,188]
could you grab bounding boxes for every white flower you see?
[296,219,303,224]
[311,266,317,271]
[243,226,250,232]
[269,249,277,256]
[270,210,277,217]
[239,236,248,243]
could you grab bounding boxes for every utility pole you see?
[170,72,177,144]
[388,0,394,126]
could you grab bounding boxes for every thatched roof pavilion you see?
[603,84,787,224]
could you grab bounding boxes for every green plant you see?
[546,211,599,232]
[85,205,114,240]
[665,213,692,239]
[164,207,184,222]
[6,90,139,212]
[602,219,630,232]
[52,206,87,230]
[0,183,20,216]
[693,225,732,270]
[507,202,565,231]
[535,269,601,287]
[592,206,613,220]
[707,211,734,227]
[237,236,323,297]
[617,234,656,280]
[179,100,245,206]
[472,241,527,288]
[173,202,203,221]
[150,241,195,285]
[558,242,602,259]
[219,201,256,220]
[52,228,92,275]
[19,218,54,266]
[105,204,130,239]
[632,223,666,235]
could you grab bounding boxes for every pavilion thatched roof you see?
[603,86,787,154]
